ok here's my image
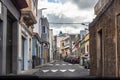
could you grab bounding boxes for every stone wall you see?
[89,0,120,77]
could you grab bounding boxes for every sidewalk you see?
[18,60,55,75]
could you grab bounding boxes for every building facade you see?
[0,0,28,75]
[89,0,120,77]
[64,35,71,56]
[72,34,80,56]
[32,32,42,68]
[49,29,54,62]
[61,34,77,57]
[53,36,58,60]
[60,39,65,58]
[18,0,38,73]
[41,17,50,64]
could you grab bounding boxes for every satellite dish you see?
[59,31,63,35]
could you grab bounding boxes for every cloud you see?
[37,0,98,35]
[71,0,98,10]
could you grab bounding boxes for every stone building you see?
[89,0,120,77]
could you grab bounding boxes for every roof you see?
[89,0,114,27]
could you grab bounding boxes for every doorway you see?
[6,16,14,74]
[21,36,26,70]
[97,29,103,76]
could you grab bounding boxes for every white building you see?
[18,0,38,73]
[49,29,54,62]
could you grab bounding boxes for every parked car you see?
[66,55,73,62]
[70,56,80,64]
[63,56,68,61]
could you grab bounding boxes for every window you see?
[62,43,64,46]
[87,45,89,52]
[42,26,45,33]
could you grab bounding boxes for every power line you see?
[49,22,90,26]
[49,22,84,24]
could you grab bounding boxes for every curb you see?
[35,60,55,69]
[18,60,56,75]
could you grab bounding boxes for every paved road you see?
[33,60,90,78]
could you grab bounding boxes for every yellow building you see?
[84,33,89,55]
[60,40,65,57]
[80,33,89,65]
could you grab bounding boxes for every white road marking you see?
[56,64,60,66]
[68,64,72,65]
[60,69,67,72]
[68,69,76,72]
[51,69,58,72]
[42,70,49,73]
[42,69,76,73]
[62,64,66,65]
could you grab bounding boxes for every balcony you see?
[21,0,37,26]
[64,45,70,49]
[11,0,28,9]
[64,41,70,48]
[12,0,28,9]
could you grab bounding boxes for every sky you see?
[36,0,98,35]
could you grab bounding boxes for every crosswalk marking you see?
[42,70,49,73]
[51,69,58,72]
[41,69,76,73]
[56,64,60,66]
[62,64,66,65]
[68,69,75,72]
[52,63,74,66]
[60,69,67,72]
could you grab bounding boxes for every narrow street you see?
[2,0,120,78]
[33,60,89,78]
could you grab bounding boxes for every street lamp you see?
[81,22,90,33]
[81,22,90,26]
[40,8,47,10]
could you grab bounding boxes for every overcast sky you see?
[36,0,98,35]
